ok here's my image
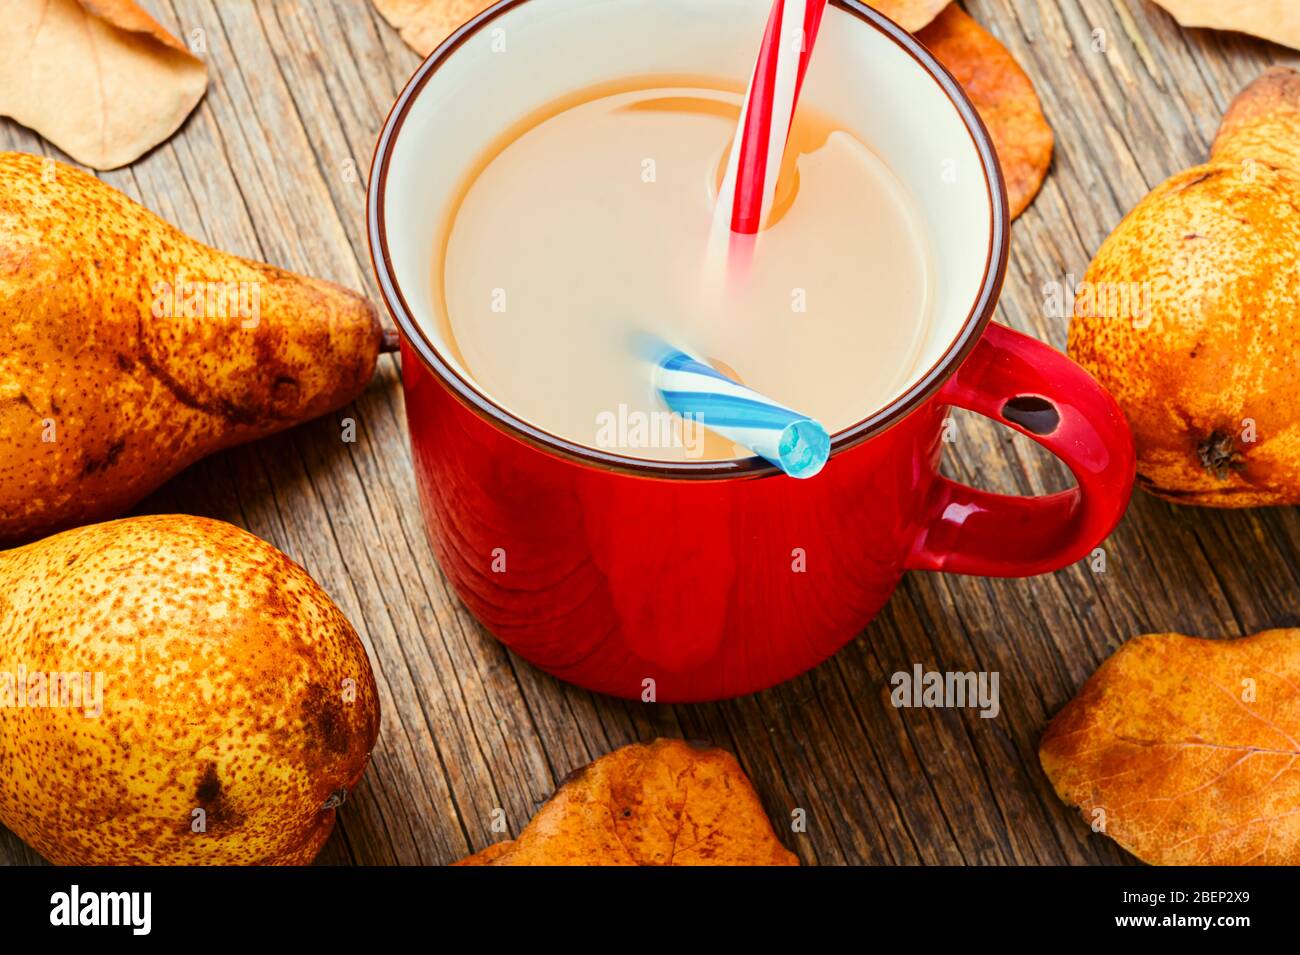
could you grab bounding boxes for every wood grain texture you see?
[1,0,1297,866]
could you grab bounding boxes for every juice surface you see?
[435,76,934,462]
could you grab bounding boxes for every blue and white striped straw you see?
[654,348,830,479]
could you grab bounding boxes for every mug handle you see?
[905,322,1135,578]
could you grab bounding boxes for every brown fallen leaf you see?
[1040,630,1300,865]
[0,0,207,170]
[868,0,951,34]
[1152,1,1300,54]
[452,739,799,865]
[372,0,495,57]
[454,840,516,865]
[918,6,1054,219]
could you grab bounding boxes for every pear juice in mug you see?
[433,75,935,462]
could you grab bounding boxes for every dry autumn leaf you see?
[868,0,950,34]
[1153,1,1300,54]
[1040,630,1300,865]
[918,5,1054,219]
[453,739,799,865]
[456,841,516,865]
[0,0,207,170]
[372,0,495,57]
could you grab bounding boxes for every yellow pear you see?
[0,152,387,543]
[1068,69,1300,506]
[0,515,380,865]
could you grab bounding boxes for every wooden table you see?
[2,0,1297,866]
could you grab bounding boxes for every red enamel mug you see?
[368,0,1135,701]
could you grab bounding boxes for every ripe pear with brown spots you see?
[0,151,389,544]
[0,515,380,865]
[1068,68,1300,507]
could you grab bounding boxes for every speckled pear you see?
[0,152,386,543]
[1068,69,1300,506]
[0,515,380,865]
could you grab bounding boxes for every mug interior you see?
[372,0,1007,474]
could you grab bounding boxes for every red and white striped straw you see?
[715,0,828,235]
